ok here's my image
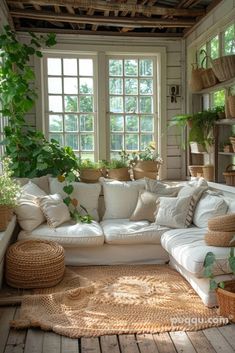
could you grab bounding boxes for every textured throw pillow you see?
[193,192,228,228]
[49,178,101,221]
[36,194,70,228]
[14,181,47,231]
[130,187,179,222]
[16,175,50,194]
[145,178,182,195]
[102,180,145,220]
[155,195,193,229]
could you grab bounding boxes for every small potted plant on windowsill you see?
[106,150,131,181]
[131,142,163,180]
[203,246,235,322]
[0,158,21,231]
[78,159,105,183]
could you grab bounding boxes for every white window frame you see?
[38,40,166,178]
[106,54,158,158]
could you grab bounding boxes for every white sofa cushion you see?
[18,220,104,247]
[49,178,101,221]
[101,219,169,245]
[14,182,46,231]
[102,180,145,220]
[161,227,232,278]
[193,192,228,228]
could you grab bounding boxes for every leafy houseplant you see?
[0,158,21,231]
[0,26,79,178]
[203,248,235,321]
[57,172,92,223]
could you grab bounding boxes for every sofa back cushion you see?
[49,178,101,221]
[14,181,46,231]
[193,192,228,228]
[102,180,145,220]
[16,175,50,194]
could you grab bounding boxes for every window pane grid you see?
[46,57,95,159]
[108,57,155,155]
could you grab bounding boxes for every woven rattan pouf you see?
[5,239,65,289]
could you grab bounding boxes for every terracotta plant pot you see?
[107,167,130,181]
[133,161,161,180]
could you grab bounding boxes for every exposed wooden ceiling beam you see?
[17,26,183,37]
[7,0,205,17]
[9,9,196,27]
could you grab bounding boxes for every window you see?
[45,56,96,161]
[209,35,219,60]
[44,52,159,161]
[223,24,235,55]
[108,57,156,158]
[211,90,225,107]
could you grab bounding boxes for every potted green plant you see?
[0,158,21,231]
[131,142,163,180]
[0,26,78,178]
[106,151,131,181]
[203,247,235,322]
[78,159,104,183]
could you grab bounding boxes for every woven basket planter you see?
[189,64,204,92]
[80,168,104,183]
[6,239,65,289]
[204,230,235,247]
[212,55,235,82]
[208,214,235,232]
[107,167,131,181]
[201,68,218,88]
[229,137,235,152]
[0,206,13,232]
[133,161,160,180]
[217,281,235,323]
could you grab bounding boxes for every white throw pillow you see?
[14,181,47,231]
[155,195,193,229]
[49,178,101,221]
[102,180,145,220]
[36,194,70,228]
[193,192,228,228]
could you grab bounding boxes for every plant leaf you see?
[63,184,74,195]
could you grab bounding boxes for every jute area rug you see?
[11,265,227,338]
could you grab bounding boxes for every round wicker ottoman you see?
[6,239,65,289]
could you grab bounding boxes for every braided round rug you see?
[11,265,227,337]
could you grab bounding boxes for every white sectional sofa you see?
[13,176,235,307]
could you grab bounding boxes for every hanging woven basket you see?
[189,63,204,92]
[212,55,235,82]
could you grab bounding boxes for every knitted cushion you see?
[6,239,65,289]
[208,213,235,232]
[204,230,235,247]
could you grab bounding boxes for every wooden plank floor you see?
[0,307,234,353]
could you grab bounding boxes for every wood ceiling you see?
[5,0,221,37]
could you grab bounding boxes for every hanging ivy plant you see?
[0,26,78,177]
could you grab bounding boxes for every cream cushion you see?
[161,228,232,278]
[36,194,70,228]
[16,175,50,194]
[18,220,104,247]
[155,196,193,228]
[102,180,145,220]
[130,189,179,222]
[49,178,101,221]
[193,192,228,228]
[14,182,46,231]
[101,219,169,245]
[145,178,181,195]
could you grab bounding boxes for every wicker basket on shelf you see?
[217,281,235,323]
[223,164,235,186]
[188,165,204,177]
[212,55,235,82]
[229,137,235,152]
[200,52,218,88]
[228,96,235,118]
